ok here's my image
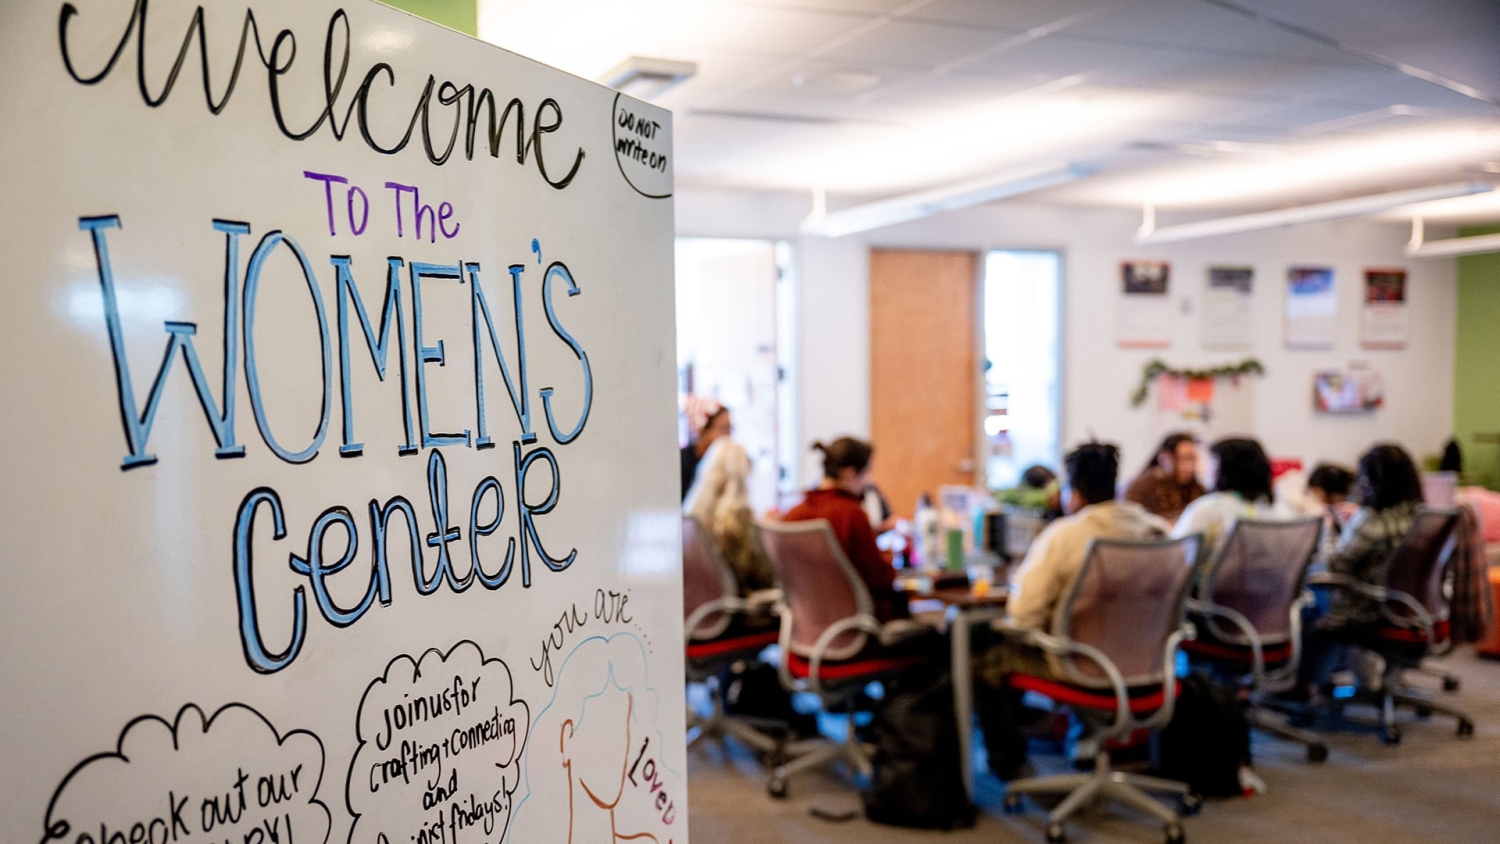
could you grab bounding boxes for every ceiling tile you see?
[816,19,1028,72]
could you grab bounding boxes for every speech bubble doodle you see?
[346,641,530,844]
[611,93,672,199]
[39,704,330,844]
[512,632,681,844]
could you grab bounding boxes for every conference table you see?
[899,575,1009,802]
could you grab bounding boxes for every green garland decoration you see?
[1130,358,1264,408]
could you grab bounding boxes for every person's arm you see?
[1325,508,1378,578]
[1006,526,1062,629]
[843,509,898,600]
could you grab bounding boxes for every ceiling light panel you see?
[1079,121,1500,208]
[478,0,860,80]
[908,0,1114,31]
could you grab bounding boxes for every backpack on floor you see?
[1154,671,1251,797]
[863,667,977,829]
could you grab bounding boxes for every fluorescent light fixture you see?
[802,162,1095,238]
[1135,183,1493,245]
[1406,217,1500,258]
[598,56,696,100]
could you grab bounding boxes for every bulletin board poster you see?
[0,3,685,844]
[1284,266,1337,350]
[1116,260,1172,348]
[1361,268,1409,349]
[1202,266,1253,349]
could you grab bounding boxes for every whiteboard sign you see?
[0,2,683,843]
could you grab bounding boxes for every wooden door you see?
[869,248,980,518]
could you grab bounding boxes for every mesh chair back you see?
[1056,535,1199,687]
[683,516,738,640]
[756,520,874,661]
[1201,518,1321,644]
[1383,508,1460,622]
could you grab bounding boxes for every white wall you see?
[676,188,1459,487]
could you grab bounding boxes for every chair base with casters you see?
[1309,631,1475,745]
[766,622,934,798]
[1004,744,1194,844]
[1307,567,1477,745]
[685,626,786,761]
[994,624,1196,844]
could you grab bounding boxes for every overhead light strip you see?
[802,162,1096,238]
[1134,182,1493,245]
[1406,217,1500,258]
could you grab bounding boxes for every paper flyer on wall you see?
[1362,268,1409,349]
[1202,266,1253,349]
[1116,260,1172,348]
[1285,266,1337,350]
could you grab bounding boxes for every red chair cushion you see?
[1183,637,1293,666]
[786,651,926,682]
[1371,619,1449,644]
[1008,673,1180,714]
[686,628,780,660]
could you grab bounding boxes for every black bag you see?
[1154,671,1250,797]
[863,667,977,829]
[723,661,819,740]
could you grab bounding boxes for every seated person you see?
[861,482,898,534]
[1298,444,1426,692]
[681,406,731,501]
[1172,437,1279,561]
[1306,462,1358,535]
[782,437,907,622]
[1124,432,1206,523]
[976,441,1170,778]
[685,437,775,594]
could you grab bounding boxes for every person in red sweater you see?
[782,437,907,622]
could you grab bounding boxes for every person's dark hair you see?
[1064,442,1120,505]
[1210,438,1273,503]
[1306,463,1354,498]
[1356,443,1424,511]
[812,437,873,479]
[1020,465,1057,490]
[1144,432,1196,474]
[701,406,729,432]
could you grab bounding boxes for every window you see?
[983,250,1061,489]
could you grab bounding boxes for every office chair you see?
[683,516,784,759]
[1183,517,1329,762]
[755,519,934,798]
[1310,507,1474,744]
[999,535,1200,844]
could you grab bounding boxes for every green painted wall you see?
[1454,225,1500,490]
[378,0,477,36]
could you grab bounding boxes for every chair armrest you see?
[746,588,782,612]
[684,596,752,644]
[1001,624,1134,732]
[1185,598,1265,683]
[1309,572,1435,643]
[877,618,933,646]
[801,614,884,697]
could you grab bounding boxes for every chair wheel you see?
[1178,793,1203,817]
[767,775,789,799]
[1307,742,1329,763]
[1003,791,1025,813]
[1045,823,1067,843]
[1379,726,1402,745]
[1457,718,1475,738]
[1443,677,1461,693]
[1165,821,1186,844]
